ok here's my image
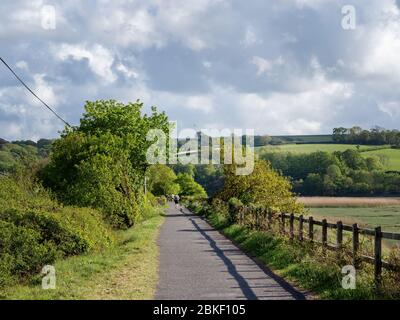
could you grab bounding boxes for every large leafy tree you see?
[42,100,169,228]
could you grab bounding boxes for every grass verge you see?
[190,203,395,300]
[3,212,164,300]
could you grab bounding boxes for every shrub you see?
[0,220,56,288]
[218,160,303,213]
[0,175,114,291]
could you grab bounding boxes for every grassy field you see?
[256,143,389,154]
[256,143,400,171]
[362,148,400,171]
[3,213,164,300]
[307,206,400,233]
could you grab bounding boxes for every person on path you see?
[173,194,180,209]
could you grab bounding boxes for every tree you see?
[303,173,324,196]
[41,100,169,228]
[217,160,302,213]
[176,173,207,198]
[147,164,180,196]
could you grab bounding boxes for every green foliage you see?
[176,173,207,198]
[261,149,400,196]
[41,100,169,228]
[0,175,114,291]
[170,164,224,197]
[0,140,52,173]
[147,164,180,196]
[218,160,303,213]
[193,164,224,197]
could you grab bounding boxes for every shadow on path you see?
[189,217,258,300]
[186,213,307,300]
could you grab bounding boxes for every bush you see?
[0,175,114,291]
[0,220,56,288]
[228,197,243,223]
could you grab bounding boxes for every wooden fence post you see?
[322,219,328,249]
[298,215,303,241]
[289,214,294,241]
[374,226,382,290]
[352,223,359,268]
[308,217,314,242]
[337,221,343,259]
[337,221,343,248]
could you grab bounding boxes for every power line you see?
[0,56,71,127]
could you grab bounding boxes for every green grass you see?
[3,213,164,300]
[256,143,389,154]
[308,206,400,233]
[362,148,400,171]
[255,143,400,171]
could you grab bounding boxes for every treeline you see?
[260,149,400,196]
[333,126,400,146]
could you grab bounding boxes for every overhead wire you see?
[0,56,71,127]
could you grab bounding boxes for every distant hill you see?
[0,138,53,173]
[270,134,333,145]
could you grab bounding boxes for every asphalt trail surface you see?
[156,204,307,300]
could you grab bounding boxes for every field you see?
[256,143,389,154]
[298,197,400,252]
[362,148,400,171]
[298,197,400,232]
[256,143,400,171]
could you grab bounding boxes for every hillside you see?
[0,139,52,172]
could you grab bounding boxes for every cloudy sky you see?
[1,0,400,141]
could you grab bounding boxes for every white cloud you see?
[116,63,138,79]
[16,60,29,71]
[251,56,284,76]
[186,96,213,113]
[358,21,400,79]
[55,43,116,82]
[30,74,58,107]
[379,101,400,118]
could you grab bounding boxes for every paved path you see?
[156,204,307,300]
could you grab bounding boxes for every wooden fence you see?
[231,205,400,288]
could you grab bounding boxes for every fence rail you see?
[230,204,400,288]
